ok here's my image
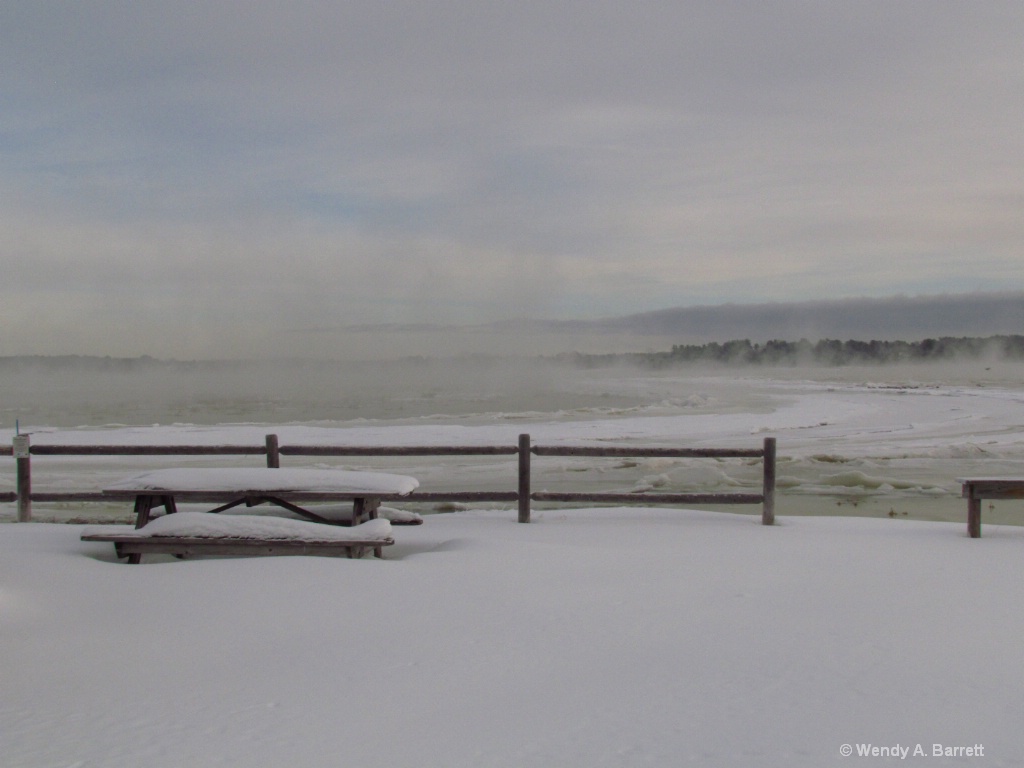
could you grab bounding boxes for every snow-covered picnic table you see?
[104,467,419,525]
[88,467,419,562]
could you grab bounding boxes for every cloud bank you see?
[537,291,1024,343]
[2,2,1022,358]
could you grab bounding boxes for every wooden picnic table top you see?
[103,467,419,500]
[959,478,1024,499]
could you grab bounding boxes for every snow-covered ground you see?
[4,509,1023,767]
[4,363,1024,765]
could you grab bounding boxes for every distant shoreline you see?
[3,333,1023,370]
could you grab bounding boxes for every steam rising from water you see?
[2,354,1022,430]
[3,356,651,429]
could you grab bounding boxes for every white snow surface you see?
[82,513,393,541]
[5,370,1024,765]
[5,509,1024,767]
[104,467,419,495]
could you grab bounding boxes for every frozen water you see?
[3,359,1024,525]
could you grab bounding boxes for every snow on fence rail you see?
[2,434,776,525]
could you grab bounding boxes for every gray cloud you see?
[2,1,1023,358]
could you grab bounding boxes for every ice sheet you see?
[4,367,1024,525]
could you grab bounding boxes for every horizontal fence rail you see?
[531,492,765,504]
[280,446,520,456]
[532,446,766,458]
[3,434,776,525]
[23,445,269,456]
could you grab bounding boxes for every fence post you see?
[518,433,531,523]
[14,434,31,522]
[762,436,776,525]
[265,434,280,468]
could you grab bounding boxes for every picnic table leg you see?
[351,497,381,526]
[128,495,156,563]
[344,545,383,559]
[967,496,982,538]
[353,498,385,555]
[133,495,155,529]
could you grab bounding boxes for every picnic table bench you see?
[86,467,418,562]
[960,478,1024,538]
[82,513,397,561]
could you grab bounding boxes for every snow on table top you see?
[83,512,393,541]
[104,467,419,496]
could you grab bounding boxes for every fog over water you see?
[2,356,652,429]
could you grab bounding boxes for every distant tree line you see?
[561,335,1024,369]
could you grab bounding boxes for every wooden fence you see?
[2,434,776,525]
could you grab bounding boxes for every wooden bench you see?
[82,514,395,562]
[960,478,1024,538]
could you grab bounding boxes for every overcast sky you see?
[2,2,1023,359]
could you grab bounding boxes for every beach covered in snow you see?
[4,360,1024,765]
[3,359,1024,524]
